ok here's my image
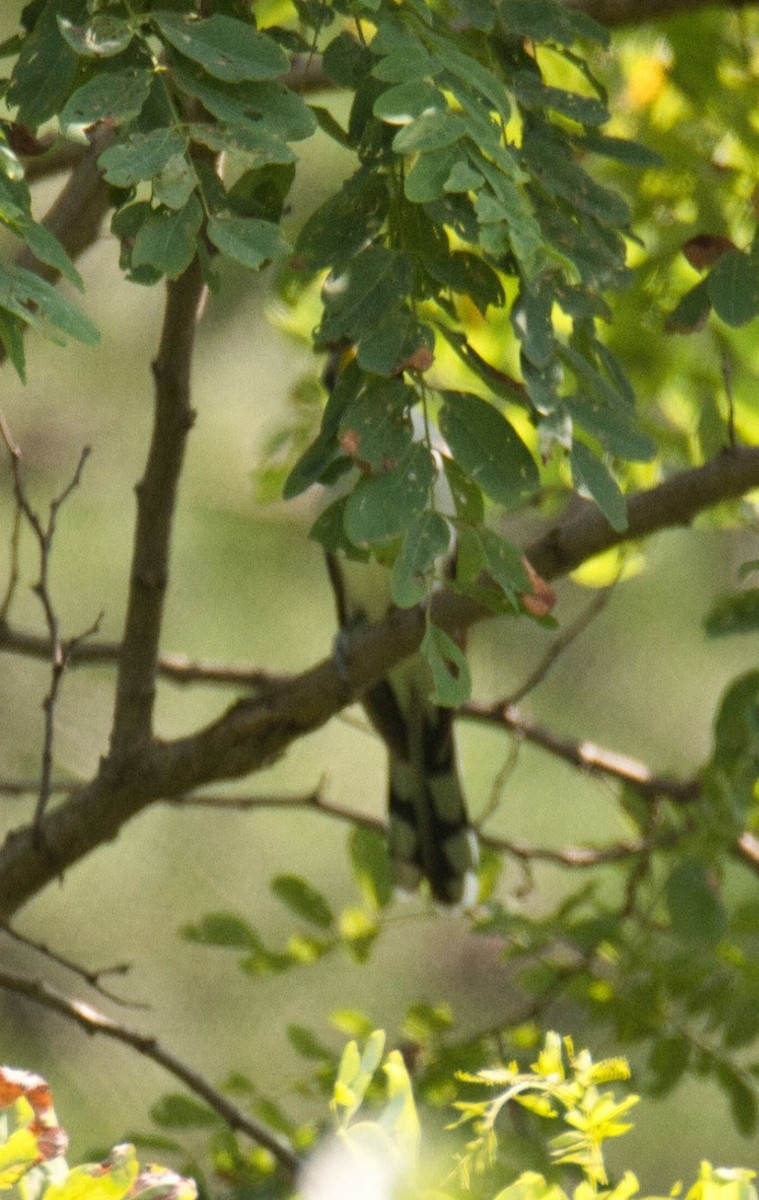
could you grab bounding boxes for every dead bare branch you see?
[1,425,99,830]
[0,967,300,1176]
[0,921,145,1010]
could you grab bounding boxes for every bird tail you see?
[386,699,479,910]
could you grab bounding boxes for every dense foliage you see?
[3,0,759,1191]
[3,1040,757,1199]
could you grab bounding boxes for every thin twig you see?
[0,967,300,1177]
[0,921,146,1010]
[463,701,702,804]
[2,423,99,831]
[504,586,616,707]
[0,500,22,624]
[0,779,74,797]
[1,446,759,919]
[15,448,93,830]
[0,624,285,688]
[172,786,663,868]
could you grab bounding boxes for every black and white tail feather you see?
[324,414,479,910]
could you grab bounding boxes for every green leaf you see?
[392,109,466,153]
[296,171,389,270]
[665,859,728,947]
[348,826,393,910]
[579,130,663,168]
[372,42,434,83]
[512,278,554,369]
[207,214,289,271]
[323,32,374,88]
[0,263,99,346]
[504,0,609,47]
[57,14,134,58]
[405,145,463,203]
[153,12,288,82]
[421,622,471,706]
[373,80,446,125]
[441,456,484,524]
[647,1035,691,1097]
[173,68,316,141]
[181,911,260,949]
[714,1062,758,1135]
[271,874,334,928]
[99,128,188,188]
[337,378,413,471]
[7,8,79,127]
[339,906,380,962]
[512,71,608,126]
[150,1095,218,1129]
[318,247,411,350]
[705,589,759,638]
[153,155,197,211]
[709,670,759,812]
[287,1024,335,1061]
[707,249,759,327]
[132,196,203,278]
[188,121,296,164]
[60,67,154,128]
[0,309,26,381]
[571,442,628,532]
[391,512,451,606]
[344,443,436,545]
[0,1129,39,1189]
[478,528,528,601]
[439,391,538,508]
[665,278,711,334]
[21,220,83,288]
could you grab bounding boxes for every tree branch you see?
[0,968,299,1176]
[109,258,206,760]
[463,703,701,803]
[1,447,757,916]
[0,624,284,689]
[525,446,759,583]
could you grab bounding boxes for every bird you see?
[322,375,479,909]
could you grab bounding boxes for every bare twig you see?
[0,921,145,1010]
[109,258,206,761]
[0,624,285,688]
[503,586,616,707]
[172,786,664,869]
[1,425,99,830]
[0,968,300,1176]
[1,446,758,917]
[0,490,22,624]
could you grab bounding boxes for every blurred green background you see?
[1,1,759,1189]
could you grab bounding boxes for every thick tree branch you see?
[0,968,299,1176]
[109,259,206,760]
[525,446,759,582]
[1,446,758,916]
[567,0,755,25]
